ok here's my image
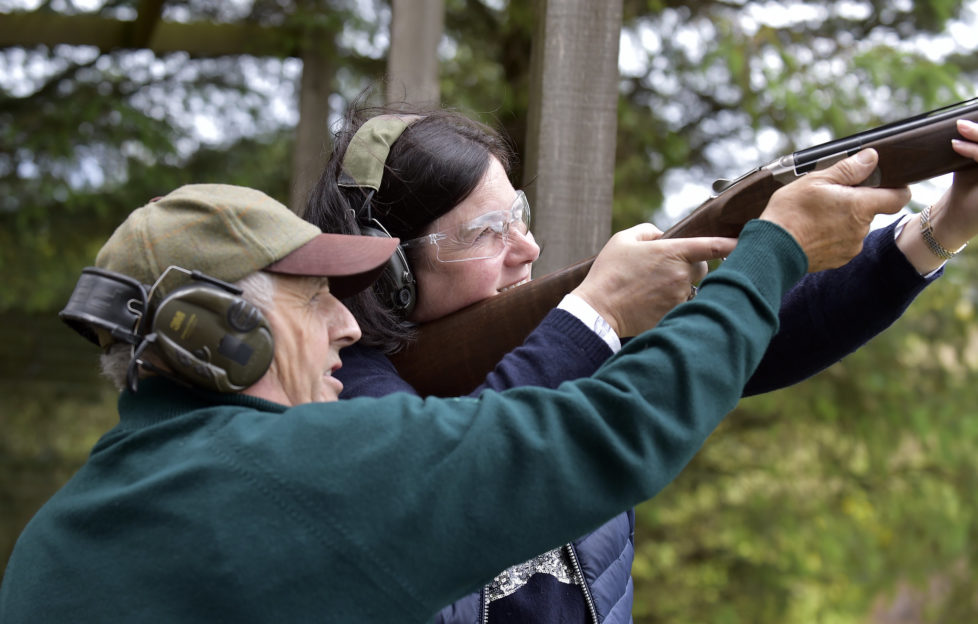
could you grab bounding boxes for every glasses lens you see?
[404,190,531,263]
[434,210,508,262]
[509,190,530,235]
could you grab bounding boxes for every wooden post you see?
[524,0,622,276]
[290,48,332,216]
[387,0,444,107]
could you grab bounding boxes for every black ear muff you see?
[360,220,417,316]
[59,267,147,347]
[151,282,274,393]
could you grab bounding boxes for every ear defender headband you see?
[338,114,421,316]
[61,266,274,394]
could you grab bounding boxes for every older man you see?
[0,151,907,623]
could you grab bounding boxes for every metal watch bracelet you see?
[919,205,966,260]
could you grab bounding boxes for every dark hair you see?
[304,104,516,353]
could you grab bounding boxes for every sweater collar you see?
[116,377,288,428]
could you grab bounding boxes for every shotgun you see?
[391,97,978,396]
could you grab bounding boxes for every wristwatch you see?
[919,205,966,260]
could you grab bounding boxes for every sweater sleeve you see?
[744,220,939,395]
[288,220,807,620]
[476,308,613,393]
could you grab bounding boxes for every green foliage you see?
[0,128,293,312]
[631,251,978,622]
[0,39,297,311]
[441,0,533,181]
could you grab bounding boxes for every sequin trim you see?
[485,546,581,602]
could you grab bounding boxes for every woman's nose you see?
[504,229,540,264]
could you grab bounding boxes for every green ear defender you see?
[60,265,274,394]
[338,114,421,316]
[150,279,274,393]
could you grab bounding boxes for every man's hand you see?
[760,148,911,273]
[572,224,737,338]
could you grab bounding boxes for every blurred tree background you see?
[2,0,978,621]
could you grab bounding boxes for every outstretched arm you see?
[746,120,978,395]
[744,221,932,395]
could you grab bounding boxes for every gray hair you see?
[99,271,278,390]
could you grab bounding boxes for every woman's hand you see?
[572,224,736,338]
[897,119,978,273]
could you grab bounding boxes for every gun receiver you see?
[391,98,978,396]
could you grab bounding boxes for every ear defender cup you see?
[360,224,417,316]
[150,283,274,393]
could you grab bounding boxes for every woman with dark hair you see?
[305,105,978,623]
[307,109,527,352]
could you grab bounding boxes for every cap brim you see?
[265,233,398,299]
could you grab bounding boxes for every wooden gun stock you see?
[391,98,978,397]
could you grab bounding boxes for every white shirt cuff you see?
[558,294,622,353]
[893,213,945,278]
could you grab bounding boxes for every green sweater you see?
[0,220,805,623]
